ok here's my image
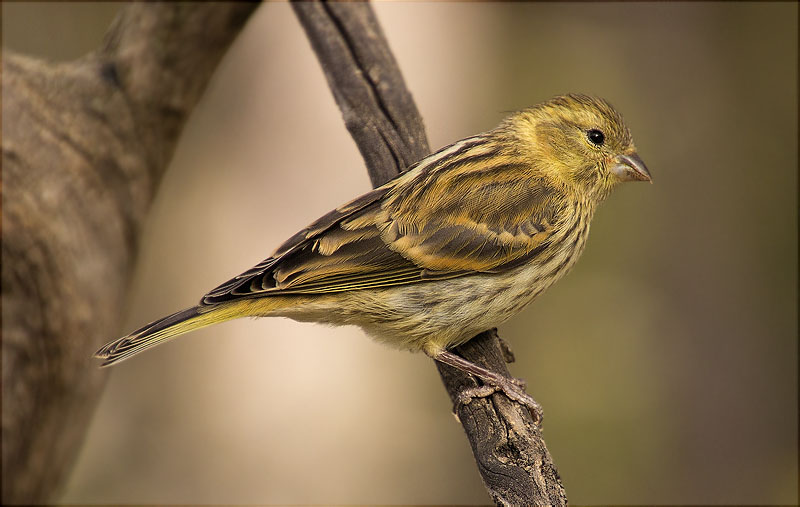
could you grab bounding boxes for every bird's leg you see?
[431,349,543,425]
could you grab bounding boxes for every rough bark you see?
[291,2,567,505]
[1,4,259,503]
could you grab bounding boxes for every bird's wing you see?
[202,140,562,306]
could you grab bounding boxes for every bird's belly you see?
[275,252,578,353]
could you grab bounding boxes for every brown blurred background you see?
[3,2,797,504]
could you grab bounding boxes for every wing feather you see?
[201,135,563,306]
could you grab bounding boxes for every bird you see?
[95,93,650,413]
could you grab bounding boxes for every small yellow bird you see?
[95,94,650,409]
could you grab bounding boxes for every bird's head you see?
[509,94,651,200]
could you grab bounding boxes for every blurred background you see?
[3,2,797,504]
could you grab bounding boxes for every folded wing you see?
[202,139,561,306]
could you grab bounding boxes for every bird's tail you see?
[94,304,243,367]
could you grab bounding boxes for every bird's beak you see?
[611,153,651,183]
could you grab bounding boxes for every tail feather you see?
[95,306,227,367]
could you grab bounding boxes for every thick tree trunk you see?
[1,4,258,503]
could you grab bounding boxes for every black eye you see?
[587,129,605,146]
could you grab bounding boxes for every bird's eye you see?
[587,129,605,146]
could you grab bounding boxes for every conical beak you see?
[611,153,651,183]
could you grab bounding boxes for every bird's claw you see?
[455,378,543,426]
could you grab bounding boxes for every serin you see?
[95,94,651,412]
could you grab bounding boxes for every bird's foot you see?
[431,348,543,426]
[456,377,543,426]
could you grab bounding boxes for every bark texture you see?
[1,4,258,503]
[291,2,567,504]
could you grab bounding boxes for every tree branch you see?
[1,4,258,503]
[291,0,429,186]
[291,2,566,504]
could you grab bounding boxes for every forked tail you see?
[94,305,236,367]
